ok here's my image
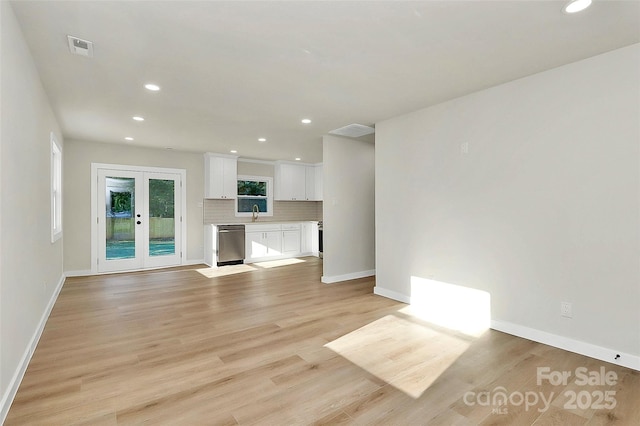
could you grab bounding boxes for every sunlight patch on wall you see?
[405,276,491,337]
[196,264,257,278]
[325,314,470,398]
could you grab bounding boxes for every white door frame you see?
[91,163,187,274]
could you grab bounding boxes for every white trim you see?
[371,286,640,371]
[183,259,206,266]
[50,133,62,243]
[0,273,65,424]
[237,158,323,167]
[276,159,323,167]
[238,158,276,166]
[90,163,187,274]
[65,260,206,277]
[64,269,94,277]
[204,152,238,160]
[491,319,640,371]
[373,286,411,304]
[245,254,299,264]
[321,269,375,284]
[235,175,274,218]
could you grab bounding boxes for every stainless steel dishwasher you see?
[217,224,245,266]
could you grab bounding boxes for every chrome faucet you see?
[252,204,259,222]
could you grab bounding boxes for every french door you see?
[95,166,183,273]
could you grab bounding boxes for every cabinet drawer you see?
[245,223,281,233]
[282,223,301,230]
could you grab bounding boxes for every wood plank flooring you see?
[6,257,639,425]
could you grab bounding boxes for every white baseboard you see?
[373,286,411,304]
[1,273,66,424]
[321,269,375,284]
[64,269,93,277]
[66,260,206,277]
[368,287,639,372]
[183,259,206,266]
[491,319,640,371]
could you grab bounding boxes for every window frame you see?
[235,175,273,217]
[50,132,63,242]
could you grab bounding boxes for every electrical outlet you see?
[460,142,469,154]
[561,302,572,318]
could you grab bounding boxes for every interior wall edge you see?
[372,286,411,304]
[0,272,65,424]
[321,269,376,284]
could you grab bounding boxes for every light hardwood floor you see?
[6,257,639,425]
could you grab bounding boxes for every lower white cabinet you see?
[282,224,301,255]
[243,222,318,263]
[301,222,319,255]
[245,224,282,261]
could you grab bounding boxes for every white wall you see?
[376,44,640,365]
[1,1,65,419]
[63,140,204,272]
[237,160,275,177]
[322,135,375,283]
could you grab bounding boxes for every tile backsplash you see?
[203,199,322,224]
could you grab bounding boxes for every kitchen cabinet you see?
[245,224,282,260]
[301,221,319,255]
[204,153,237,199]
[305,165,323,201]
[275,163,306,200]
[242,222,320,263]
[275,162,323,201]
[282,224,301,255]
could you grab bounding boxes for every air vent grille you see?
[67,35,94,57]
[329,124,375,138]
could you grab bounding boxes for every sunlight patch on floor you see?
[196,264,257,278]
[325,314,470,398]
[253,258,306,269]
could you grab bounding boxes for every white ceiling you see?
[10,0,640,163]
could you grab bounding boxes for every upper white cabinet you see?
[275,162,323,201]
[275,163,306,201]
[204,153,237,199]
[305,165,323,201]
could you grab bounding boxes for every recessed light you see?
[124,137,134,141]
[132,116,144,121]
[295,157,301,161]
[301,118,311,124]
[144,83,160,91]
[258,138,267,142]
[564,0,592,13]
[230,150,238,154]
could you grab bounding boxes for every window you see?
[235,175,273,217]
[50,133,62,242]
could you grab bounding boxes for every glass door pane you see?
[148,178,175,257]
[143,172,181,269]
[98,169,144,273]
[96,167,181,272]
[105,177,136,260]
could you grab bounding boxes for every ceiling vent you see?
[67,35,94,57]
[329,123,375,138]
